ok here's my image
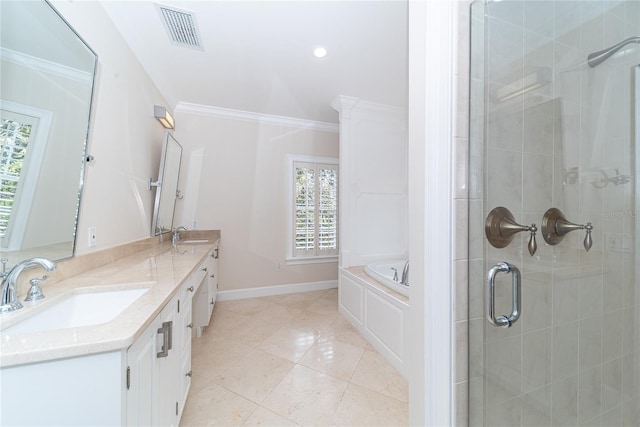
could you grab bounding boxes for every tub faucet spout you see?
[401,261,409,286]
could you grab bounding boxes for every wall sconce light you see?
[154,105,175,129]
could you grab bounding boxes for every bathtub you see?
[364,260,409,297]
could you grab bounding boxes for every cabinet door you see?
[127,316,161,426]
[208,245,219,314]
[157,296,179,427]
[177,299,193,421]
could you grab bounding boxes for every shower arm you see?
[588,36,640,68]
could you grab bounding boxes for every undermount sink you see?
[180,239,209,244]
[3,288,149,335]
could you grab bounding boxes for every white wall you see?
[332,96,408,268]
[173,107,339,291]
[51,1,170,253]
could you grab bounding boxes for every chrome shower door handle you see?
[486,262,521,328]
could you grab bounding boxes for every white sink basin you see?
[180,239,209,244]
[3,288,149,335]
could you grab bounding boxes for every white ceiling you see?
[100,1,408,125]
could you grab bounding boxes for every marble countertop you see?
[0,238,217,368]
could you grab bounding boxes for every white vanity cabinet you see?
[126,278,194,426]
[193,241,219,336]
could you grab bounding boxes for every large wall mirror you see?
[151,133,183,236]
[0,0,97,266]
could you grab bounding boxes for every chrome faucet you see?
[0,258,56,313]
[172,226,188,245]
[400,261,409,286]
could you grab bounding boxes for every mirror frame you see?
[151,132,183,236]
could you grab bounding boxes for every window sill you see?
[285,255,338,265]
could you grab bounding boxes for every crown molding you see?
[174,102,339,133]
[0,48,93,85]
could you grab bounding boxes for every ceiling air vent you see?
[156,4,203,50]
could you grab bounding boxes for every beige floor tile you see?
[191,338,254,382]
[249,303,303,325]
[256,325,318,363]
[318,315,368,349]
[203,308,255,343]
[213,348,295,404]
[262,365,349,425]
[306,297,339,316]
[216,298,279,317]
[222,316,286,345]
[189,372,213,396]
[263,290,328,310]
[351,349,408,403]
[289,309,338,336]
[332,383,409,426]
[298,339,365,381]
[241,406,297,426]
[179,382,257,426]
[320,288,338,302]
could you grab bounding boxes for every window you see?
[0,117,32,238]
[0,103,51,250]
[287,155,338,263]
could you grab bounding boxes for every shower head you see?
[588,36,640,68]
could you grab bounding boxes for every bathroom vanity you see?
[0,232,219,426]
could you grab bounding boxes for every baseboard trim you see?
[217,280,338,301]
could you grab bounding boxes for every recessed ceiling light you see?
[313,47,327,58]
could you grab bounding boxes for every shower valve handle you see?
[542,208,593,252]
[485,207,537,256]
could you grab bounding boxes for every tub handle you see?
[391,267,398,282]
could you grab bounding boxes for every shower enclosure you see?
[468,1,639,425]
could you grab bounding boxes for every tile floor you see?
[180,288,409,426]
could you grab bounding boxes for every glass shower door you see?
[468,1,640,425]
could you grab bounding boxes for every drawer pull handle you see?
[187,286,194,292]
[186,371,192,377]
[187,323,193,329]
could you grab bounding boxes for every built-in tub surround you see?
[364,260,409,297]
[0,230,219,367]
[339,266,409,378]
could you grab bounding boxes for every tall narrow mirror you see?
[151,132,182,236]
[0,0,97,266]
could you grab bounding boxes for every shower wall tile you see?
[602,310,624,362]
[455,320,469,383]
[454,137,469,199]
[522,97,556,156]
[455,76,470,139]
[524,0,554,36]
[520,271,552,332]
[578,366,603,422]
[522,329,552,393]
[579,315,603,371]
[551,375,579,426]
[454,199,469,261]
[452,2,471,426]
[486,148,523,210]
[454,259,469,322]
[455,380,469,427]
[486,397,522,427]
[522,385,552,427]
[468,259,484,320]
[553,321,580,380]
[522,154,553,211]
[601,358,624,413]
